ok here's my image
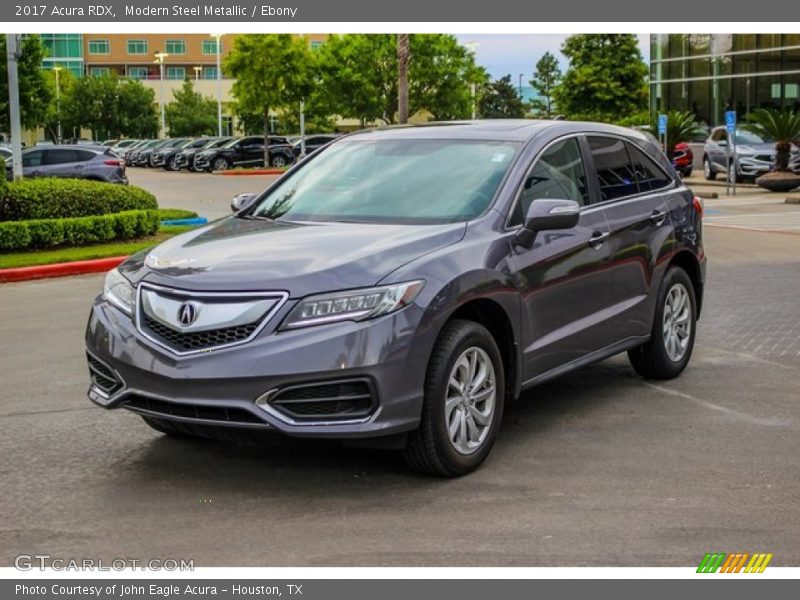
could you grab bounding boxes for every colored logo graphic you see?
[697,553,773,573]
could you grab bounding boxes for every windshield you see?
[734,130,771,145]
[222,137,243,149]
[209,138,230,148]
[250,138,520,224]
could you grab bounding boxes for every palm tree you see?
[744,108,800,172]
[650,110,705,157]
[397,34,410,124]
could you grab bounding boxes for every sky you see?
[454,34,651,83]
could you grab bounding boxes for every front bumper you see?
[151,154,166,167]
[193,155,212,170]
[85,295,429,438]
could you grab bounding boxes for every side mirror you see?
[515,198,580,247]
[231,192,257,213]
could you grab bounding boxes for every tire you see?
[628,266,697,380]
[211,157,229,172]
[681,167,693,178]
[403,319,505,477]
[270,154,288,168]
[166,156,178,171]
[728,161,741,183]
[703,157,716,180]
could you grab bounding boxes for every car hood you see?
[737,143,776,155]
[123,216,466,296]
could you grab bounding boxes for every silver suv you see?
[703,126,800,181]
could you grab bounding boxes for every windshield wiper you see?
[237,213,273,221]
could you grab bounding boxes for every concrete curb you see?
[219,169,286,176]
[0,256,127,283]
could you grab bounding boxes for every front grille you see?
[142,314,259,352]
[87,353,123,395]
[124,395,264,424]
[754,154,773,162]
[269,379,376,421]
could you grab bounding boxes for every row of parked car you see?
[114,134,340,173]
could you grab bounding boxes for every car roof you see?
[23,144,104,152]
[345,119,653,144]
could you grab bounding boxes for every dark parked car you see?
[7,145,127,183]
[192,136,295,172]
[152,138,207,171]
[125,139,162,167]
[148,138,192,168]
[87,120,705,476]
[291,134,340,159]
[703,126,800,181]
[174,137,231,171]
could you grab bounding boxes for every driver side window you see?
[509,137,589,226]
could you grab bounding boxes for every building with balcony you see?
[650,34,800,127]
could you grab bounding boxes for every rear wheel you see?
[403,319,505,477]
[270,154,288,168]
[628,266,697,380]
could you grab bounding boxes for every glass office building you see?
[39,33,84,77]
[650,34,800,127]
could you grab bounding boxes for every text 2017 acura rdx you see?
[86,120,706,476]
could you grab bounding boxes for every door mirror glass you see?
[231,192,257,213]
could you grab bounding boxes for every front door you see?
[508,136,616,379]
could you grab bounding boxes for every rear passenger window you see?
[588,136,638,201]
[510,137,589,226]
[43,149,79,165]
[627,144,672,192]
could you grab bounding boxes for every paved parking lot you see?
[1,173,799,567]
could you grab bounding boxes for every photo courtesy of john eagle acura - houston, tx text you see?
[86,120,706,477]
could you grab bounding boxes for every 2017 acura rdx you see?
[86,120,706,476]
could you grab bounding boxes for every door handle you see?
[650,209,667,225]
[588,231,610,249]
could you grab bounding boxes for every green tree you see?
[0,35,52,131]
[225,34,313,164]
[744,108,800,171]
[552,34,648,122]
[479,75,525,118]
[165,79,217,136]
[43,68,79,142]
[61,73,157,140]
[529,51,561,117]
[316,34,482,124]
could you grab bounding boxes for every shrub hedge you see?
[154,208,198,221]
[0,210,160,251]
[0,178,157,222]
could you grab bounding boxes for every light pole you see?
[5,34,23,181]
[154,51,168,138]
[193,66,201,81]
[53,66,63,144]
[211,34,223,136]
[518,73,524,99]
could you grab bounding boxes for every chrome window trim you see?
[134,282,289,357]
[504,131,678,230]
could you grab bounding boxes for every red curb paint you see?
[219,169,285,176]
[0,256,128,283]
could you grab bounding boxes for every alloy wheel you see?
[444,346,496,455]
[662,283,692,362]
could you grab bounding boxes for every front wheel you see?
[211,157,229,172]
[628,266,697,380]
[403,319,505,477]
[703,157,716,180]
[166,156,178,171]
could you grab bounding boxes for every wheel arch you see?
[444,298,520,402]
[667,250,704,317]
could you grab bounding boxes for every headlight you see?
[283,280,424,329]
[102,268,135,316]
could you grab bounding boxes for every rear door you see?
[42,148,92,178]
[586,135,676,340]
[238,136,265,165]
[508,135,617,378]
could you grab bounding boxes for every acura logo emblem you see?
[177,302,198,326]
